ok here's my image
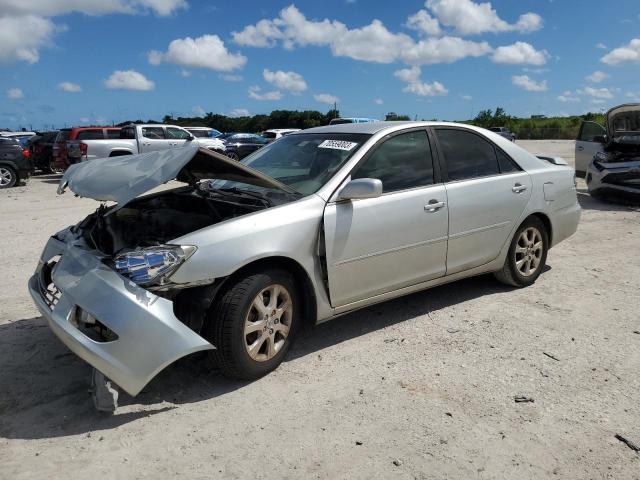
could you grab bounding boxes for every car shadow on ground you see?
[0,273,522,440]
[577,188,640,212]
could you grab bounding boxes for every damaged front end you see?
[29,147,296,401]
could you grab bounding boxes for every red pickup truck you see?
[52,127,121,172]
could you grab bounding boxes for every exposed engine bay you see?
[77,185,286,256]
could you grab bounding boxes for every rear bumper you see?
[28,236,214,396]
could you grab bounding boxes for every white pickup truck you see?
[67,124,225,162]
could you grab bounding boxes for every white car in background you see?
[262,129,301,141]
[184,126,222,139]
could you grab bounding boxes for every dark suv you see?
[52,127,121,172]
[28,130,59,173]
[0,137,33,188]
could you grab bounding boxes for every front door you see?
[139,126,171,153]
[575,121,606,176]
[323,129,448,307]
[433,127,532,274]
[165,127,192,148]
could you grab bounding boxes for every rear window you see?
[56,130,71,142]
[76,129,105,140]
[0,137,19,146]
[106,129,121,139]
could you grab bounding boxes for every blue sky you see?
[1,0,639,130]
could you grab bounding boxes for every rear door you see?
[575,121,606,176]
[433,127,532,275]
[139,126,171,153]
[323,129,448,307]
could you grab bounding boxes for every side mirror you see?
[593,135,607,144]
[338,178,383,201]
[186,134,195,141]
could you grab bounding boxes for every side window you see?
[166,127,191,139]
[352,130,434,193]
[435,129,499,181]
[578,121,606,142]
[142,127,165,139]
[496,149,520,173]
[120,127,135,139]
[106,130,121,139]
[75,130,105,140]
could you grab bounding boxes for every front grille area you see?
[603,171,640,188]
[38,256,62,310]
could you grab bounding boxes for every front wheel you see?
[0,166,17,188]
[206,269,299,380]
[494,217,548,287]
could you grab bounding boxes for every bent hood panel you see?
[58,146,294,207]
[607,103,640,138]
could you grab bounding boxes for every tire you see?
[206,269,299,380]
[226,151,240,161]
[48,159,63,174]
[0,166,17,189]
[494,216,549,287]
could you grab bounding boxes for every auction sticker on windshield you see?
[318,140,359,151]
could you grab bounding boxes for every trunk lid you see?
[58,146,296,209]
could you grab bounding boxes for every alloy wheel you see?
[514,227,543,277]
[0,167,14,187]
[244,284,293,362]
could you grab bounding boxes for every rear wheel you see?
[48,159,63,174]
[206,269,299,380]
[225,151,240,161]
[494,217,548,287]
[0,166,17,188]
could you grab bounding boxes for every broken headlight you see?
[114,245,196,287]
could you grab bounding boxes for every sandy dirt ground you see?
[1,140,639,479]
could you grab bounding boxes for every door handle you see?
[577,146,584,151]
[424,200,446,211]
[512,183,527,193]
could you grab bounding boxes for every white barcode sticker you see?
[318,140,358,151]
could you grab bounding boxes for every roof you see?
[301,121,439,135]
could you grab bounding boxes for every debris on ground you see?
[615,434,640,453]
[543,352,560,361]
[89,369,119,413]
[392,459,403,466]
[514,395,534,403]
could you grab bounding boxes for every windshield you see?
[188,129,221,138]
[212,133,371,196]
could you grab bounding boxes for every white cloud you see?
[179,69,191,77]
[229,108,250,117]
[601,38,640,65]
[402,36,491,65]
[626,92,640,102]
[512,75,548,92]
[461,94,473,100]
[232,5,491,67]
[263,69,307,94]
[58,81,81,92]
[314,93,340,105]
[0,0,187,17]
[331,20,413,63]
[248,86,282,101]
[557,91,580,102]
[596,42,607,50]
[104,70,155,91]
[491,42,549,65]
[425,0,543,35]
[405,10,441,36]
[373,98,384,105]
[394,66,448,96]
[577,86,613,99]
[220,73,243,82]
[192,105,206,116]
[585,71,608,83]
[6,88,24,99]
[149,35,247,71]
[0,15,56,64]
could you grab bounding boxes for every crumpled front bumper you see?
[586,160,640,197]
[28,236,214,396]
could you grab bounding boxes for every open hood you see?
[606,103,640,139]
[58,146,296,207]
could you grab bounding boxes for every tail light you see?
[80,142,88,155]
[22,148,30,158]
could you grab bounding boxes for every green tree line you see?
[118,107,605,140]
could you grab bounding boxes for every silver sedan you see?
[29,121,580,407]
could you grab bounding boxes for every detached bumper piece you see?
[29,237,215,398]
